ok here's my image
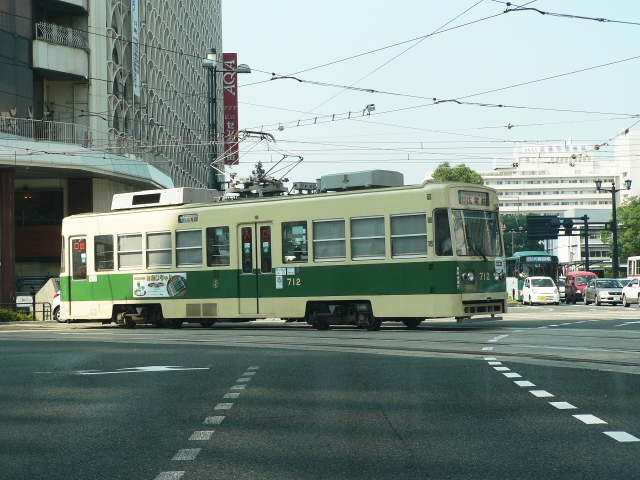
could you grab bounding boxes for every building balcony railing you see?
[0,117,92,148]
[35,22,90,53]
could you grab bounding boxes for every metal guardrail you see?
[0,302,52,321]
[0,118,92,148]
[35,22,90,53]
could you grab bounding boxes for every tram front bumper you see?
[461,293,507,316]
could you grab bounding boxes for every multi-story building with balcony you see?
[482,134,640,271]
[0,0,222,305]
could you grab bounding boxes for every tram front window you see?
[451,210,502,257]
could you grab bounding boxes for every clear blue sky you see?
[222,1,640,186]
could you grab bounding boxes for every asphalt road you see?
[1,304,639,479]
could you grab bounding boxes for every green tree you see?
[428,162,484,185]
[252,161,267,182]
[600,196,640,263]
[500,214,545,257]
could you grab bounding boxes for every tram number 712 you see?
[287,278,301,286]
[478,272,491,281]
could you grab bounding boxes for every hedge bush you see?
[0,308,35,322]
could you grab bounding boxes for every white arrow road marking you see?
[75,366,210,375]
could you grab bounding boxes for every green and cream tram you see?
[59,181,507,329]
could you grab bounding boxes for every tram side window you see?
[313,219,346,262]
[433,210,452,256]
[71,237,87,280]
[60,236,65,274]
[282,221,308,263]
[147,232,172,268]
[118,234,142,270]
[206,227,230,266]
[95,235,114,271]
[351,216,385,260]
[391,213,428,258]
[176,229,203,267]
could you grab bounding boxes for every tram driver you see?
[434,209,453,256]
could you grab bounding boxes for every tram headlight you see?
[462,271,475,282]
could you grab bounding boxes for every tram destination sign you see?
[178,214,198,223]
[458,190,488,206]
[525,256,553,262]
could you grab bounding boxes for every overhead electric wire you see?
[501,4,640,27]
[292,0,487,121]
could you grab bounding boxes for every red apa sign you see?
[222,52,239,165]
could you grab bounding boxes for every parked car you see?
[584,278,624,305]
[565,271,598,304]
[521,276,560,305]
[557,276,566,300]
[622,278,640,307]
[51,292,63,323]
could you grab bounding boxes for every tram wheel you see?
[153,321,166,328]
[199,320,215,328]
[402,319,422,329]
[362,316,382,331]
[169,319,183,329]
[313,319,330,330]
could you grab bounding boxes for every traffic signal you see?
[562,218,574,235]
[527,216,561,240]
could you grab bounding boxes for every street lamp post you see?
[202,49,251,191]
[594,178,632,278]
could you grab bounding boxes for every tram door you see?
[68,236,89,317]
[237,223,275,315]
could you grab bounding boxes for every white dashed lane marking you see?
[573,414,607,425]
[188,431,214,441]
[485,356,640,444]
[154,472,184,480]
[549,402,577,410]
[494,366,510,371]
[203,415,225,425]
[603,431,640,442]
[482,346,494,350]
[172,449,201,461]
[530,390,554,398]
[515,380,536,387]
[155,366,261,480]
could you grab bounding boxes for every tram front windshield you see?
[518,262,556,279]
[451,210,502,257]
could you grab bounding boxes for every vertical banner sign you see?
[131,0,141,99]
[222,53,239,165]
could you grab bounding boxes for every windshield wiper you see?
[464,224,488,261]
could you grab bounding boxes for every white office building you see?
[482,133,640,269]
